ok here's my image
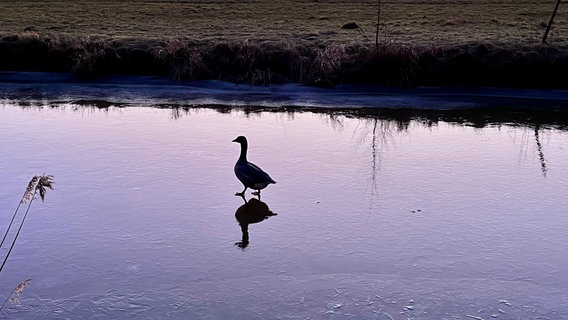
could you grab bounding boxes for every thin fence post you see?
[543,0,562,43]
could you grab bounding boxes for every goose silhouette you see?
[232,136,276,197]
[235,195,277,249]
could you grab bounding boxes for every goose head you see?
[232,136,247,144]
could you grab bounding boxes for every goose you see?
[232,136,276,197]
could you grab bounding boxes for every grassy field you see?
[0,0,567,87]
[1,0,565,45]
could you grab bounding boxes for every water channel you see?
[1,75,568,319]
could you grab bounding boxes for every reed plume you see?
[0,175,54,273]
[0,279,32,311]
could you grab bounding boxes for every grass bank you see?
[1,0,567,88]
[1,32,567,88]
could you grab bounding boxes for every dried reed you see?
[0,175,54,273]
[0,279,32,312]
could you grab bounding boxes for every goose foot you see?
[235,241,249,249]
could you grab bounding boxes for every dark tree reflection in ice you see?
[534,124,548,176]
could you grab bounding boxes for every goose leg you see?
[252,189,261,199]
[235,186,248,197]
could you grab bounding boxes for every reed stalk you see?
[0,175,53,273]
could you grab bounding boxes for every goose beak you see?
[232,138,238,143]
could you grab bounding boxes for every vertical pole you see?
[543,0,562,43]
[375,0,381,53]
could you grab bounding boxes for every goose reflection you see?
[234,195,277,250]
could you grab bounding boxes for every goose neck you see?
[238,141,248,162]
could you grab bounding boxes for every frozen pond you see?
[1,103,568,319]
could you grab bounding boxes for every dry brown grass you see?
[1,33,567,88]
[0,0,566,46]
[0,1,567,87]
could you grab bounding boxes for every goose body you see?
[233,136,276,196]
